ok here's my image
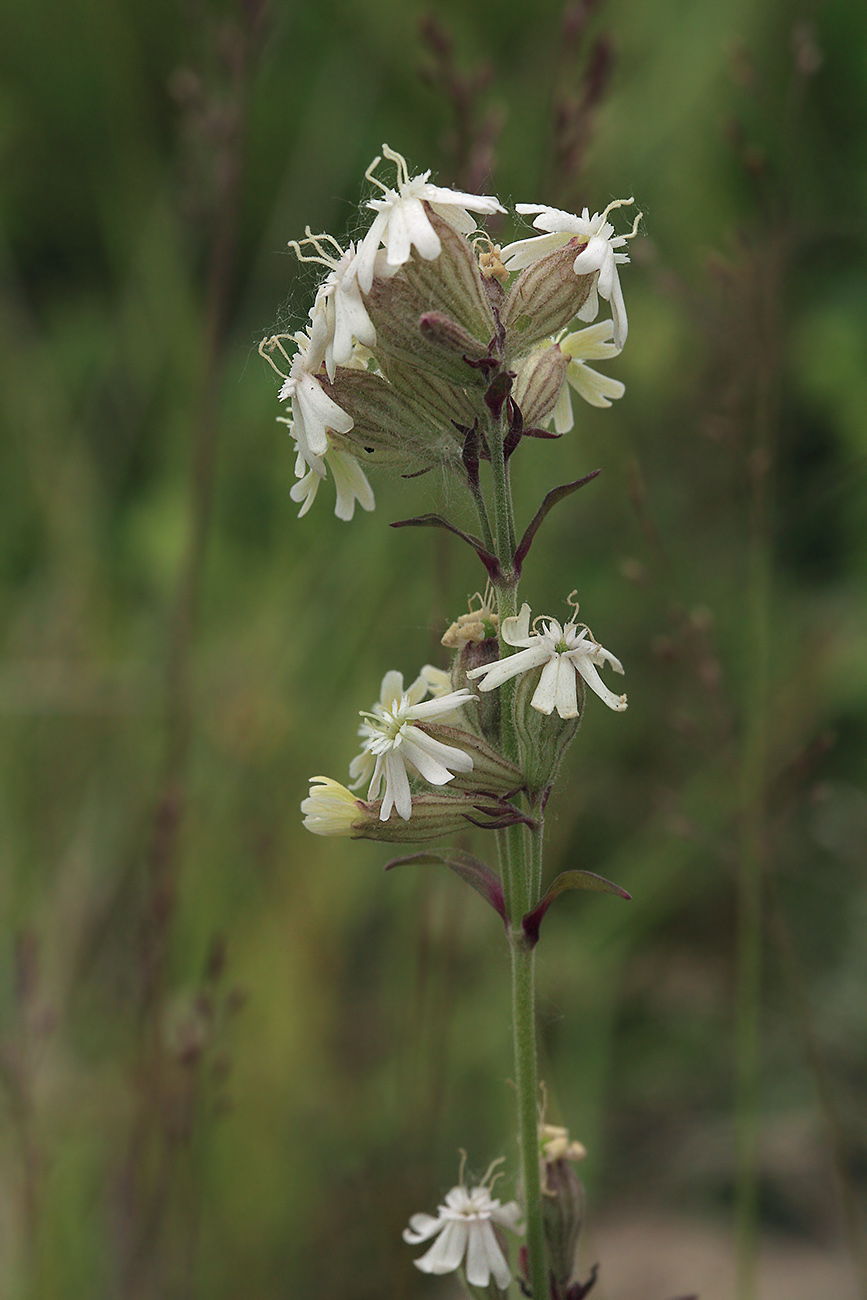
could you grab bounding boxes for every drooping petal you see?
[402,1213,444,1244]
[529,655,561,716]
[381,749,413,820]
[328,446,375,520]
[570,649,627,711]
[467,1219,511,1289]
[412,1219,469,1275]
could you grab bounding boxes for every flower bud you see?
[363,207,496,389]
[512,342,570,429]
[539,1124,588,1295]
[501,240,595,359]
[301,778,525,842]
[512,666,583,793]
[445,635,501,742]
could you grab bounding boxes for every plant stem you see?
[511,930,547,1300]
[486,397,548,1298]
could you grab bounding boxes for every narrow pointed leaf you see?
[385,850,507,924]
[513,471,601,575]
[391,514,503,582]
[522,868,630,946]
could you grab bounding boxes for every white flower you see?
[349,670,476,821]
[286,436,375,522]
[403,1182,523,1289]
[467,602,627,717]
[549,321,625,432]
[301,777,363,836]
[354,144,506,294]
[288,229,377,380]
[501,198,641,350]
[265,324,354,462]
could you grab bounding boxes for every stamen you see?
[480,1154,506,1191]
[364,154,389,195]
[287,226,345,270]
[598,196,634,224]
[381,142,410,188]
[258,334,294,379]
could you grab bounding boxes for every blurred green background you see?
[1,0,866,1296]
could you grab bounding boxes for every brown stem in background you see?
[418,13,504,194]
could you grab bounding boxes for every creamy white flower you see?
[403,1182,523,1289]
[271,324,354,461]
[348,670,429,795]
[549,320,625,432]
[467,602,627,716]
[354,144,506,294]
[301,776,363,836]
[286,436,374,522]
[288,229,377,380]
[349,672,476,821]
[501,198,641,350]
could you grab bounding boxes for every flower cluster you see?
[262,145,640,520]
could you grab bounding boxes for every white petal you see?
[354,211,388,294]
[466,1220,510,1289]
[403,690,475,721]
[501,603,533,646]
[327,447,375,520]
[554,656,580,718]
[381,750,412,820]
[551,380,574,434]
[607,269,628,349]
[424,185,505,215]
[566,361,625,408]
[529,655,560,715]
[402,729,473,782]
[468,643,549,692]
[413,1219,468,1275]
[403,1213,444,1244]
[379,671,405,708]
[570,650,627,711]
[491,1200,524,1232]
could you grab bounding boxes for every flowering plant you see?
[263,145,640,1299]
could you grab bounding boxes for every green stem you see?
[511,931,546,1300]
[484,397,548,1297]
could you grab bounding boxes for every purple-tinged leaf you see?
[503,397,524,460]
[520,426,563,440]
[391,514,503,582]
[484,370,514,419]
[385,850,507,924]
[522,869,630,946]
[512,471,601,576]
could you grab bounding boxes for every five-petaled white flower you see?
[501,198,641,350]
[403,1179,523,1289]
[349,669,476,821]
[288,228,377,380]
[549,320,626,432]
[467,602,627,717]
[354,143,506,294]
